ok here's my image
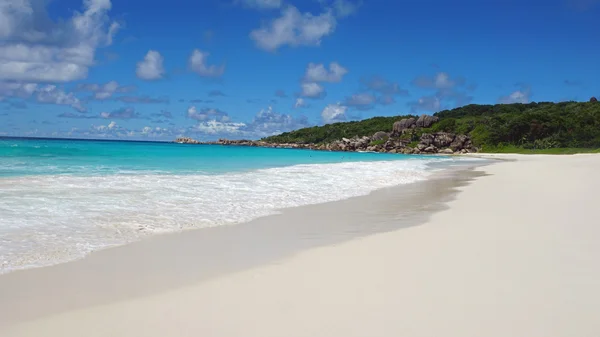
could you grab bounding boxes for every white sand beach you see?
[1,154,599,337]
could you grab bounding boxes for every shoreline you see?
[4,154,599,337]
[0,151,471,275]
[0,161,487,327]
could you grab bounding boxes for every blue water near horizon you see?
[0,137,477,273]
[0,137,442,177]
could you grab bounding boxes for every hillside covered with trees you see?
[262,100,600,152]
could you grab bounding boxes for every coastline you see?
[3,154,600,337]
[0,161,485,327]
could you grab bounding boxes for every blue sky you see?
[1,0,599,140]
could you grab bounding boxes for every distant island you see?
[176,99,600,155]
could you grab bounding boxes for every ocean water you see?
[0,137,476,273]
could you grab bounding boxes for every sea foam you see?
[0,159,444,273]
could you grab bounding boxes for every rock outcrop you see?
[174,137,201,144]
[392,118,417,135]
[591,97,598,103]
[174,115,478,155]
[416,114,439,128]
[372,131,389,141]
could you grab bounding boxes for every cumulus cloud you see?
[294,98,308,109]
[184,106,310,139]
[498,85,532,104]
[407,95,441,113]
[0,82,39,99]
[250,6,337,52]
[297,62,347,100]
[332,0,361,17]
[191,120,246,136]
[0,82,85,111]
[361,76,409,97]
[343,93,376,110]
[0,0,119,83]
[77,81,136,100]
[303,62,348,83]
[35,85,86,112]
[321,103,347,124]
[90,121,121,134]
[100,107,141,119]
[187,106,230,122]
[188,49,225,77]
[244,106,309,136]
[136,50,165,80]
[342,76,408,110]
[409,71,474,112]
[412,72,465,89]
[300,82,325,98]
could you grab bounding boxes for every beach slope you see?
[3,154,600,337]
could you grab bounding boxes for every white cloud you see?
[498,89,531,104]
[300,82,325,98]
[248,106,309,136]
[0,82,85,111]
[191,120,247,135]
[187,106,230,122]
[36,85,86,112]
[95,81,119,99]
[0,0,119,83]
[303,62,347,83]
[94,121,118,131]
[344,92,376,110]
[136,50,165,80]
[294,98,308,108]
[185,106,310,139]
[412,72,464,90]
[238,0,282,9]
[332,0,361,17]
[100,107,140,119]
[188,49,225,78]
[410,71,473,110]
[77,80,134,100]
[408,95,441,113]
[250,6,337,52]
[0,82,38,98]
[321,103,347,124]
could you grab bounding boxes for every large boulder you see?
[393,118,416,134]
[433,132,456,148]
[591,97,598,102]
[419,133,435,146]
[416,114,439,128]
[450,134,469,151]
[372,131,388,141]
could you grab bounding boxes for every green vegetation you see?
[369,139,386,146]
[262,101,600,153]
[263,115,415,144]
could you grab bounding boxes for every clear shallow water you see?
[0,137,478,273]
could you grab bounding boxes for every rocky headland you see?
[175,114,478,155]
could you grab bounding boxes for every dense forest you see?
[263,100,600,152]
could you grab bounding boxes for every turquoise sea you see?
[0,137,474,273]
